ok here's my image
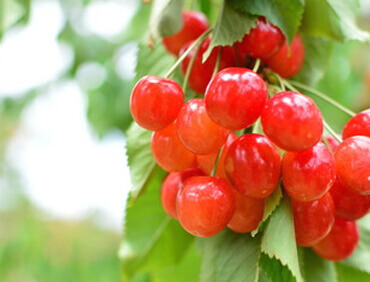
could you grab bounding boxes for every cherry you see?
[335,136,370,195]
[161,168,204,219]
[162,11,209,56]
[196,132,237,178]
[224,134,281,199]
[234,16,285,60]
[176,176,235,237]
[179,38,236,94]
[151,123,196,172]
[330,178,370,221]
[292,193,335,247]
[261,91,323,152]
[264,35,305,78]
[205,67,268,130]
[227,189,264,233]
[325,135,339,152]
[130,75,184,131]
[176,98,230,155]
[343,109,370,139]
[282,142,335,202]
[313,217,359,261]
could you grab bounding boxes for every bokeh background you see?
[0,0,369,281]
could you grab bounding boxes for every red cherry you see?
[196,132,237,178]
[176,176,235,237]
[335,136,370,195]
[224,134,281,199]
[292,193,335,247]
[151,123,196,172]
[130,75,184,131]
[227,189,264,233]
[261,91,323,151]
[162,11,209,56]
[179,38,236,94]
[176,98,230,155]
[282,142,336,202]
[264,35,305,78]
[234,16,285,60]
[205,67,268,130]
[161,168,204,219]
[313,217,359,261]
[330,178,370,221]
[325,135,339,152]
[343,109,370,139]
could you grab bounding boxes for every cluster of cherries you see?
[130,10,370,262]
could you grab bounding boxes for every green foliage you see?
[0,0,30,39]
[300,249,337,282]
[336,264,370,282]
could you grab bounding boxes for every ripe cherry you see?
[282,142,336,202]
[161,168,204,219]
[130,75,184,131]
[224,134,281,199]
[292,193,335,247]
[176,176,235,237]
[196,132,237,178]
[227,189,264,233]
[264,35,305,78]
[179,38,236,94]
[313,217,359,261]
[343,109,370,139]
[325,135,339,152]
[151,123,196,172]
[205,67,268,130]
[176,98,230,155]
[234,16,285,60]
[162,11,209,56]
[261,91,323,152]
[335,136,370,195]
[330,178,370,221]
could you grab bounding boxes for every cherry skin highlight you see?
[224,134,281,199]
[261,91,323,152]
[335,136,370,195]
[227,189,264,233]
[130,75,184,131]
[292,193,335,247]
[313,217,359,261]
[176,176,235,237]
[161,168,204,219]
[264,34,305,78]
[330,178,370,221]
[234,16,285,60]
[151,123,196,172]
[205,67,268,130]
[179,38,236,94]
[343,109,370,139]
[282,142,336,202]
[162,11,209,56]
[196,132,237,178]
[176,98,230,155]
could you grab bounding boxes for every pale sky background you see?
[0,0,369,231]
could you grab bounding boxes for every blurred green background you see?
[0,0,369,281]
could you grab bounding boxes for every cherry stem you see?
[275,73,285,91]
[286,80,356,117]
[212,48,222,78]
[253,59,261,73]
[182,39,203,92]
[323,120,343,143]
[211,147,224,177]
[164,28,213,79]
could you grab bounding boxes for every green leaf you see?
[125,122,155,199]
[252,186,282,237]
[300,249,337,282]
[203,1,256,61]
[261,197,303,282]
[342,214,370,274]
[336,263,370,282]
[260,254,295,282]
[198,229,261,282]
[294,36,334,85]
[120,167,193,277]
[301,0,370,42]
[228,0,304,43]
[149,0,184,38]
